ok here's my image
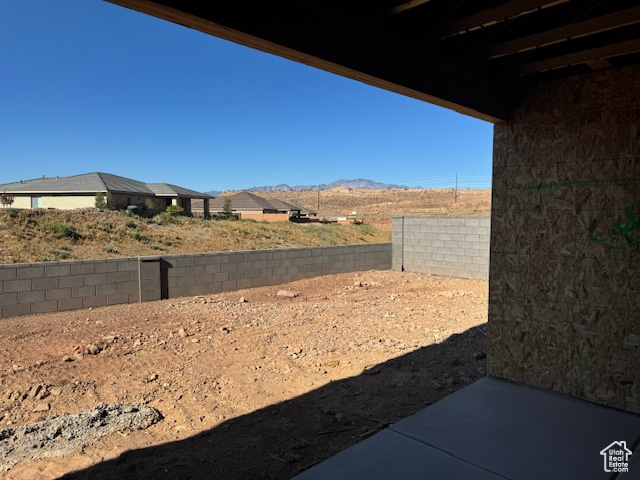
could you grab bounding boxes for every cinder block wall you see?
[0,243,391,318]
[392,217,490,280]
[489,65,640,413]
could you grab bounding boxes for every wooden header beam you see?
[475,6,640,60]
[509,38,640,76]
[107,0,513,122]
[427,0,570,41]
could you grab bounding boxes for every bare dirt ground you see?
[0,270,488,479]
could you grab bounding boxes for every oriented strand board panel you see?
[489,64,640,413]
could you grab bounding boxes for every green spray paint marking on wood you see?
[588,201,640,252]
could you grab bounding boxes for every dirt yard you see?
[0,270,488,479]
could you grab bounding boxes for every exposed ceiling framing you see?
[107,0,640,122]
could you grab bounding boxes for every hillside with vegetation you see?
[257,188,491,218]
[0,209,389,264]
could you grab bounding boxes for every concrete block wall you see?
[0,243,391,318]
[392,217,490,280]
[162,244,391,298]
[0,258,140,317]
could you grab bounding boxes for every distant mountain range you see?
[205,179,406,196]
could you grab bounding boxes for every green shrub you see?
[129,229,143,241]
[94,192,115,210]
[223,197,232,217]
[357,223,375,236]
[0,192,14,208]
[6,208,19,218]
[44,222,78,239]
[153,212,183,225]
[125,219,137,229]
[94,192,106,209]
[50,250,70,260]
[165,205,186,216]
[103,245,117,253]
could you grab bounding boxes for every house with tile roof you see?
[0,172,212,216]
[200,191,315,222]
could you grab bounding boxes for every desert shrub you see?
[165,205,186,216]
[128,229,144,241]
[103,245,117,253]
[44,222,78,239]
[6,208,19,218]
[0,193,14,207]
[50,250,70,260]
[153,212,183,225]
[357,223,375,236]
[125,219,137,229]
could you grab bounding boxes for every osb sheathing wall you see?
[488,65,640,413]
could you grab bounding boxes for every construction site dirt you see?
[0,270,488,479]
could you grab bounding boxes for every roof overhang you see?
[107,0,640,123]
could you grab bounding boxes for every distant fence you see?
[0,243,392,318]
[392,217,489,280]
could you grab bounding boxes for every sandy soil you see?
[0,270,488,479]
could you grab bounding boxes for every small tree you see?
[105,192,115,210]
[166,204,186,216]
[223,197,232,217]
[94,192,106,209]
[0,192,14,208]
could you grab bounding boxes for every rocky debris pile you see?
[0,403,163,471]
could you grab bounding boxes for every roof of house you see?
[200,192,315,215]
[209,192,279,212]
[267,198,301,212]
[0,173,211,198]
[298,207,317,216]
[146,183,212,198]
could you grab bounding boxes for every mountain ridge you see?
[205,179,408,195]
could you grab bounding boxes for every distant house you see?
[204,191,313,222]
[317,209,350,224]
[0,172,212,216]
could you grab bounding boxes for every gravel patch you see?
[0,403,162,471]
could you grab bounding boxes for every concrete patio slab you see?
[293,377,640,480]
[293,428,505,480]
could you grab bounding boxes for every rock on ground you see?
[0,403,162,472]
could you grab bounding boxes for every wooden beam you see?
[379,0,434,19]
[474,6,640,60]
[106,0,512,122]
[509,38,640,76]
[585,58,611,70]
[427,0,570,41]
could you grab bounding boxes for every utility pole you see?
[454,173,458,203]
[317,189,320,211]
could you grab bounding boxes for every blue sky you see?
[0,1,493,192]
